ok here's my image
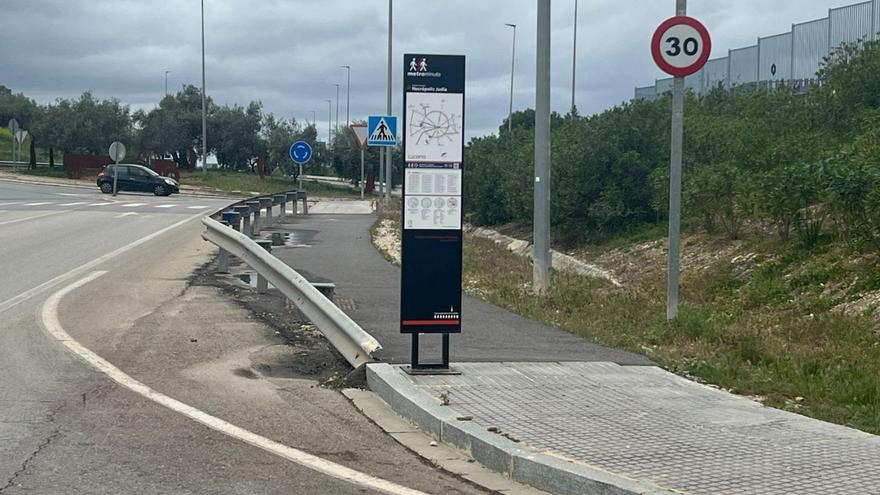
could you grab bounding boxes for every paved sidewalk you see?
[267,211,651,365]
[263,205,880,494]
[369,362,880,495]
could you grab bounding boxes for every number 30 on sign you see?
[651,16,711,77]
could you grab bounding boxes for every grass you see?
[461,235,880,434]
[20,167,70,178]
[178,170,361,197]
[373,203,880,434]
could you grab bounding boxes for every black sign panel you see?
[400,54,466,335]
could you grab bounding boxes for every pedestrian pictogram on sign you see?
[368,116,397,147]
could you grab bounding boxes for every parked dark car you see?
[97,164,179,196]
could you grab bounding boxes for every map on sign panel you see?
[405,92,463,163]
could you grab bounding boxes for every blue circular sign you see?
[289,141,313,165]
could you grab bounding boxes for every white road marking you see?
[187,205,209,210]
[87,202,114,207]
[0,211,207,315]
[0,210,69,226]
[41,272,427,495]
[121,203,146,208]
[114,212,139,218]
[0,202,21,207]
[58,202,88,207]
[155,204,176,209]
[23,202,53,206]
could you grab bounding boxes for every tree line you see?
[0,84,319,176]
[464,39,880,251]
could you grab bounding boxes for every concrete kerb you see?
[366,364,677,495]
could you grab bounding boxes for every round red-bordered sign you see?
[651,16,711,77]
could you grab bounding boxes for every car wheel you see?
[100,182,113,194]
[153,184,166,196]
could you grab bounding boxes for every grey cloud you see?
[0,0,856,142]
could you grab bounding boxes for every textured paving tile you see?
[404,362,880,495]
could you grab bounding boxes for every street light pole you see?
[534,0,551,295]
[571,0,578,114]
[326,99,332,145]
[385,0,393,201]
[334,84,340,137]
[165,70,171,97]
[311,110,317,127]
[340,65,351,126]
[327,99,333,174]
[200,0,207,174]
[505,23,517,134]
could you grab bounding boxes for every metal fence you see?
[635,0,880,100]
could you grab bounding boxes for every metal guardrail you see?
[201,211,381,369]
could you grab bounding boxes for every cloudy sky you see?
[0,0,860,141]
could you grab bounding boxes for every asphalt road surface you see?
[0,181,484,495]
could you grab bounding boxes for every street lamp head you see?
[505,23,516,28]
[340,65,350,69]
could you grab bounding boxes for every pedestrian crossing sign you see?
[368,115,397,147]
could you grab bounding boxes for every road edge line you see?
[0,211,206,315]
[39,271,428,495]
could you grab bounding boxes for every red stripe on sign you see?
[402,320,460,326]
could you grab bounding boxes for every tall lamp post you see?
[340,65,351,126]
[165,70,172,96]
[385,0,393,201]
[310,110,317,127]
[571,0,578,114]
[200,0,207,174]
[326,99,333,145]
[505,23,517,134]
[333,84,340,140]
[534,0,551,295]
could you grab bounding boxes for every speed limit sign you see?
[651,16,711,77]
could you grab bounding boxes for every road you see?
[0,181,484,494]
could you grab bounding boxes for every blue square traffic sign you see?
[368,116,397,147]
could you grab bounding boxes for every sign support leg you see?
[405,333,458,375]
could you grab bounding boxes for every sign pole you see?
[360,148,365,200]
[666,0,687,321]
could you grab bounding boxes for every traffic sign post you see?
[349,124,369,200]
[400,54,466,374]
[289,140,313,192]
[8,119,18,167]
[651,2,710,320]
[109,141,126,196]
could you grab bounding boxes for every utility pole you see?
[385,0,393,201]
[200,0,207,174]
[165,70,171,97]
[571,0,578,114]
[341,65,351,126]
[311,110,316,127]
[505,23,517,134]
[667,0,687,320]
[534,0,551,295]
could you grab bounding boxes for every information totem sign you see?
[400,54,465,373]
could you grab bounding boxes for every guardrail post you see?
[247,201,262,235]
[299,191,309,215]
[233,205,252,237]
[260,197,274,227]
[274,194,287,220]
[217,220,231,273]
[255,239,273,293]
[286,192,298,216]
